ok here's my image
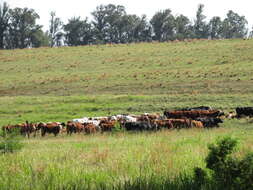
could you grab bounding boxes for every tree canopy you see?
[0,1,251,49]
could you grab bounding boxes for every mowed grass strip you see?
[0,39,253,96]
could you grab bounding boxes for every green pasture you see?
[0,39,253,189]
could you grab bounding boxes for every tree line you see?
[0,2,252,49]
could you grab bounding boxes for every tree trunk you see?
[0,33,4,49]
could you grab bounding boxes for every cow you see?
[2,121,37,138]
[72,117,89,124]
[155,119,203,129]
[191,120,204,128]
[155,120,174,129]
[226,112,237,119]
[83,123,96,134]
[164,110,223,119]
[178,106,212,111]
[123,121,158,131]
[195,118,223,128]
[236,107,253,118]
[38,122,65,137]
[99,120,116,132]
[66,121,84,135]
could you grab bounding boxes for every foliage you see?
[64,17,93,46]
[195,137,253,190]
[8,7,41,49]
[0,1,250,48]
[0,129,23,154]
[0,1,10,49]
[194,4,209,39]
[209,16,223,39]
[150,9,175,41]
[222,10,248,39]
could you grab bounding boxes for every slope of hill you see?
[0,39,253,124]
[1,39,253,96]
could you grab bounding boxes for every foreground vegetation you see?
[0,119,253,190]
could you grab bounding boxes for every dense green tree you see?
[174,14,193,40]
[64,17,93,46]
[92,4,127,43]
[209,16,223,39]
[0,1,10,49]
[131,15,152,42]
[221,10,248,39]
[194,4,209,38]
[30,28,50,47]
[91,5,108,43]
[150,9,175,41]
[49,11,63,47]
[8,7,41,48]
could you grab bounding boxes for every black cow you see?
[196,118,223,128]
[123,122,158,131]
[236,107,253,118]
[178,106,212,111]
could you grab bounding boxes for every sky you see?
[3,0,253,31]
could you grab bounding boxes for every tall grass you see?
[0,120,253,189]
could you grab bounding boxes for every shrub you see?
[196,137,253,190]
[0,129,24,154]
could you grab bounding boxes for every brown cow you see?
[66,121,84,135]
[2,121,37,138]
[99,120,116,132]
[83,123,96,134]
[155,120,174,129]
[156,119,203,129]
[38,122,64,137]
[191,120,204,128]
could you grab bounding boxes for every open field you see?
[0,39,253,96]
[0,39,253,189]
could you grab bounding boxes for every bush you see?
[0,129,24,154]
[195,137,253,190]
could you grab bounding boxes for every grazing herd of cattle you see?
[2,106,253,138]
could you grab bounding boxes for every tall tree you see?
[194,4,209,38]
[8,7,40,49]
[64,17,93,46]
[174,14,193,40]
[209,16,223,39]
[30,28,50,47]
[49,11,63,47]
[150,9,175,41]
[91,4,127,43]
[91,5,108,43]
[0,1,10,49]
[221,10,248,39]
[131,15,152,42]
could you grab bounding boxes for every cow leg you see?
[41,130,46,137]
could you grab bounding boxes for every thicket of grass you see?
[0,119,253,189]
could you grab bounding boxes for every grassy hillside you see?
[0,39,253,96]
[1,39,253,125]
[1,39,253,189]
